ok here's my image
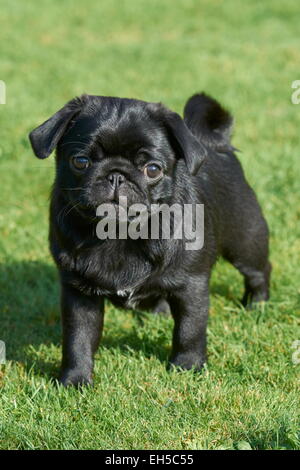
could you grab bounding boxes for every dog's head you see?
[29,95,207,217]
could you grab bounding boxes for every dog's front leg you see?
[59,282,104,387]
[168,274,209,371]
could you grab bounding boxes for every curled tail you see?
[183,92,235,152]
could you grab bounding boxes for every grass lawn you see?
[0,0,299,450]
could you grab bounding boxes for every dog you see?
[29,92,271,386]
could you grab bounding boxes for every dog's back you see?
[184,93,271,305]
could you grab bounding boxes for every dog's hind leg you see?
[238,261,272,307]
[222,213,271,308]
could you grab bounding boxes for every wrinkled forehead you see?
[59,97,169,157]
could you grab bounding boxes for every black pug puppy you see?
[29,93,271,386]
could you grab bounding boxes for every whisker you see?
[57,203,68,225]
[57,200,75,225]
[63,201,82,220]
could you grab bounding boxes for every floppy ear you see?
[164,110,207,176]
[29,96,85,159]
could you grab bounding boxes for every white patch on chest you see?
[117,288,135,298]
[116,287,140,309]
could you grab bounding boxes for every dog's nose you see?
[107,172,125,189]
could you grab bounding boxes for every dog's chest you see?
[74,242,156,300]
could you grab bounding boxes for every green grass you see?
[0,0,299,450]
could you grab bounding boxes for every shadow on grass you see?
[0,260,172,380]
[101,317,170,364]
[244,426,299,450]
[210,281,233,299]
[0,260,246,382]
[0,260,61,380]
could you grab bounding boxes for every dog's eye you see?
[144,163,163,179]
[71,156,90,171]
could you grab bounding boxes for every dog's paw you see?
[241,293,269,310]
[59,369,93,388]
[168,353,206,372]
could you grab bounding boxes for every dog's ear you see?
[29,96,86,159]
[160,109,207,176]
[183,92,234,152]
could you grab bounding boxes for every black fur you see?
[29,92,271,386]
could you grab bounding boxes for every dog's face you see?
[55,97,179,214]
[29,95,207,218]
